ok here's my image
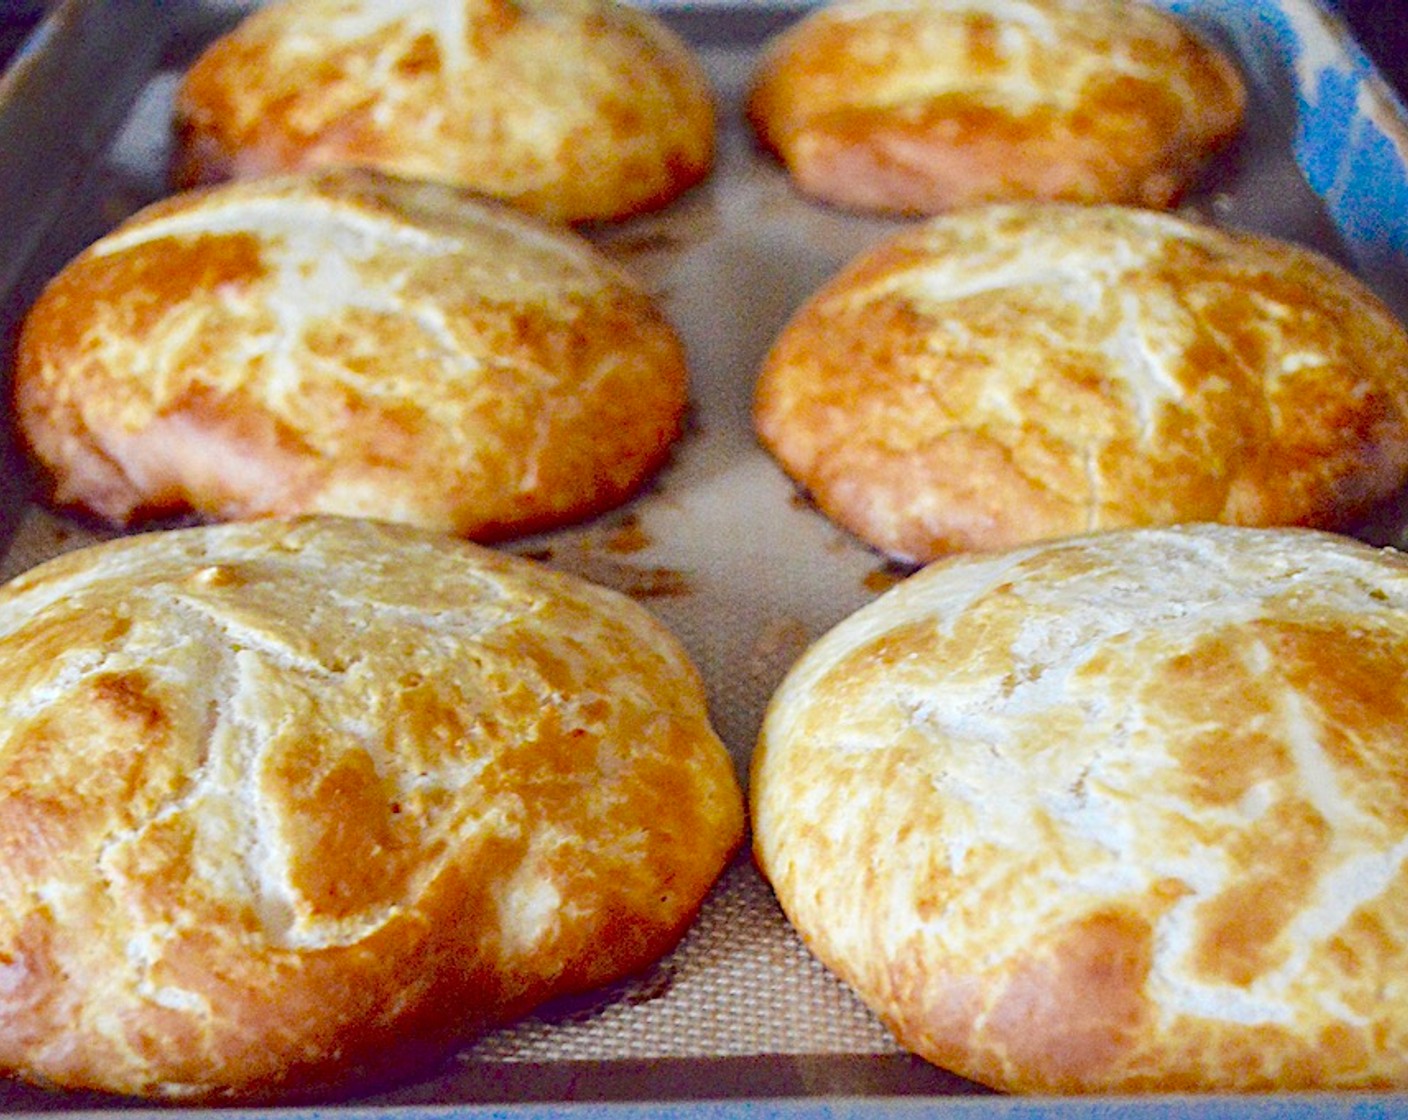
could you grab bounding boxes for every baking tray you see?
[1,0,1407,1115]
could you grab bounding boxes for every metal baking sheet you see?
[0,0,1407,1115]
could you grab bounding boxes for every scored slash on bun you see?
[14,168,689,540]
[753,203,1408,563]
[752,523,1408,1093]
[173,0,717,225]
[745,0,1246,215]
[0,515,745,1101]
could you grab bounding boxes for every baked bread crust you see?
[14,169,688,539]
[746,0,1245,215]
[752,523,1408,1093]
[173,0,715,224]
[0,515,744,1100]
[753,204,1408,562]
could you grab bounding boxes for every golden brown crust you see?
[753,204,1408,563]
[752,524,1408,1093]
[0,515,744,1100]
[173,0,716,224]
[746,0,1245,215]
[14,169,689,539]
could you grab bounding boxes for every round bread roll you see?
[752,523,1408,1093]
[753,204,1408,563]
[173,0,715,224]
[0,515,744,1100]
[14,169,688,539]
[745,0,1245,215]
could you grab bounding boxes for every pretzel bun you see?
[753,523,1408,1093]
[174,0,715,224]
[753,204,1408,562]
[0,515,744,1100]
[746,0,1245,215]
[15,169,688,539]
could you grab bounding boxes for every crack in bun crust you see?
[752,524,1408,1093]
[14,169,690,541]
[0,516,744,1101]
[753,203,1408,563]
